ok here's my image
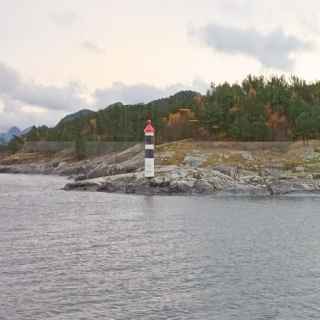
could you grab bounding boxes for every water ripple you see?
[1,174,320,319]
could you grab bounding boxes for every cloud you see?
[190,23,312,70]
[49,10,78,27]
[81,41,106,55]
[0,95,56,132]
[0,62,208,131]
[93,80,208,107]
[0,99,4,113]
[299,14,320,35]
[94,83,171,106]
[216,0,255,16]
[0,62,88,111]
[0,96,66,132]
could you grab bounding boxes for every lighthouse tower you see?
[144,120,155,178]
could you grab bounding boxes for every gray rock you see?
[98,181,123,193]
[263,168,282,178]
[169,180,194,194]
[150,176,170,188]
[0,166,12,173]
[212,165,238,177]
[240,175,265,185]
[194,180,214,194]
[268,180,317,195]
[183,155,206,167]
[64,181,101,191]
[222,183,269,196]
[240,151,254,161]
[304,150,320,161]
[312,173,320,180]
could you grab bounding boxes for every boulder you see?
[212,165,237,177]
[64,180,101,191]
[268,180,317,195]
[194,180,214,194]
[240,175,265,185]
[169,179,195,194]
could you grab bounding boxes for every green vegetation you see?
[7,136,24,154]
[75,135,86,160]
[198,75,320,141]
[0,145,8,153]
[24,91,198,144]
[22,76,320,146]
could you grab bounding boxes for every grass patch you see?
[159,150,186,166]
[201,154,221,167]
[282,160,304,171]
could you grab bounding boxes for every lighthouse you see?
[144,120,155,178]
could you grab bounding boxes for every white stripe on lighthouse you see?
[145,158,155,177]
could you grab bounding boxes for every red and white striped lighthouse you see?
[144,120,155,178]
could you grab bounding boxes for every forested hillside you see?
[199,75,320,141]
[23,75,320,144]
[24,91,199,143]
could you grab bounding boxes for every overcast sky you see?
[0,0,319,131]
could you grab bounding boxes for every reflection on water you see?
[1,174,320,319]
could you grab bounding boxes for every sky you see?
[0,0,320,131]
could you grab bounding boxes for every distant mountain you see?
[0,127,21,144]
[21,127,33,136]
[0,126,32,145]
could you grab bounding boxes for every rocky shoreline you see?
[62,166,320,196]
[2,141,320,196]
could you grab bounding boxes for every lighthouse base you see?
[144,158,155,178]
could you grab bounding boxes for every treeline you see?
[0,145,8,153]
[198,75,320,141]
[24,91,199,144]
[23,75,320,145]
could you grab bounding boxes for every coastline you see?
[2,140,320,196]
[1,165,320,197]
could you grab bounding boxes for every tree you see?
[75,135,86,160]
[7,136,24,154]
